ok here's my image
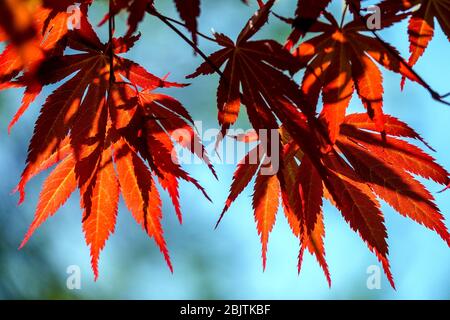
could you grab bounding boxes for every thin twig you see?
[147,6,225,79]
[340,3,349,28]
[157,12,217,42]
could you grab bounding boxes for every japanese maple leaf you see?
[292,11,425,142]
[314,113,449,286]
[215,128,329,278]
[216,132,331,283]
[187,0,318,140]
[219,112,449,287]
[337,115,450,241]
[284,0,361,50]
[378,0,450,85]
[11,13,214,279]
[18,86,213,279]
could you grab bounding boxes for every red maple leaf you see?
[291,10,424,142]
[220,113,449,287]
[11,9,214,279]
[378,0,450,86]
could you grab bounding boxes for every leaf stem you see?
[340,3,349,28]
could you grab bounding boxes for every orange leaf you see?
[252,172,280,270]
[114,138,173,272]
[20,154,77,249]
[82,147,120,280]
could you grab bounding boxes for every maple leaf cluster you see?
[0,0,449,286]
[0,0,215,279]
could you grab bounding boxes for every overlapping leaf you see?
[188,1,305,135]
[284,0,363,49]
[220,113,449,286]
[378,0,450,85]
[291,10,424,142]
[10,12,213,279]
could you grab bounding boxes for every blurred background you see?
[0,0,449,299]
